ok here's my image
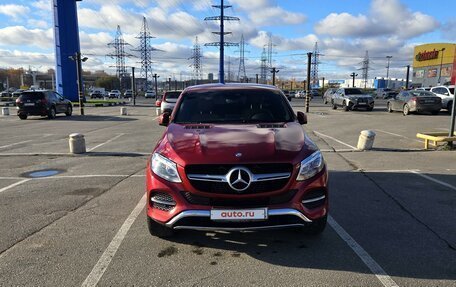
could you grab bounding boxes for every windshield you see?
[173,89,294,124]
[345,88,363,95]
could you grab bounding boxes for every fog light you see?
[150,192,176,211]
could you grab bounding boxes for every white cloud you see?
[0,4,30,20]
[32,0,52,12]
[28,19,49,29]
[0,49,54,70]
[315,0,439,39]
[250,6,306,26]
[0,26,53,49]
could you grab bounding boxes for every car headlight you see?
[297,151,324,181]
[150,153,182,183]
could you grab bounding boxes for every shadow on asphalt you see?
[154,171,456,280]
[54,115,137,122]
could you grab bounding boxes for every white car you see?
[108,90,121,99]
[160,90,182,114]
[145,90,156,98]
[430,85,454,111]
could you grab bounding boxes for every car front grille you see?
[185,164,293,194]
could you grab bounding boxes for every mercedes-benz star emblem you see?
[226,167,252,192]
[235,152,242,158]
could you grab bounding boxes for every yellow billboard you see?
[413,43,455,68]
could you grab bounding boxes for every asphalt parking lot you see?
[0,97,455,287]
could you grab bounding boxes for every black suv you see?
[16,90,73,120]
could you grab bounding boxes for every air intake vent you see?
[184,125,212,130]
[150,192,176,211]
[257,124,286,129]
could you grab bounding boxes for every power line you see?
[189,36,203,84]
[107,25,133,79]
[132,17,162,91]
[204,0,239,84]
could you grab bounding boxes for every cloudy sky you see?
[0,0,454,81]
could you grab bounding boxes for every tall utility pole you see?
[131,67,136,106]
[306,52,312,113]
[237,34,247,82]
[260,48,268,84]
[310,42,320,88]
[350,72,358,87]
[386,55,392,88]
[270,67,279,86]
[189,36,203,85]
[133,17,161,92]
[405,65,410,90]
[438,47,446,84]
[204,0,239,84]
[359,50,370,89]
[153,74,159,100]
[107,25,133,86]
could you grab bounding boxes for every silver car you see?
[331,88,374,111]
[387,90,441,115]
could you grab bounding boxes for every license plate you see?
[24,103,34,106]
[210,208,268,221]
[424,100,434,103]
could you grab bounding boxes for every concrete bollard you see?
[69,133,86,154]
[1,107,9,116]
[120,107,127,115]
[357,130,376,150]
[155,108,161,116]
[104,96,108,101]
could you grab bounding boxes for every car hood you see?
[158,123,317,166]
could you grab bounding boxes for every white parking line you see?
[376,130,423,143]
[0,179,30,193]
[328,215,399,287]
[314,131,357,150]
[87,133,125,152]
[409,170,456,191]
[81,193,146,287]
[0,140,33,149]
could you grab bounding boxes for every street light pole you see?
[71,52,87,116]
[386,55,392,88]
[153,74,159,100]
[438,48,446,84]
[350,72,358,87]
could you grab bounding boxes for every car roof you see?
[183,83,281,94]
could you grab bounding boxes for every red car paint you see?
[146,84,328,235]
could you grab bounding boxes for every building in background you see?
[412,43,456,87]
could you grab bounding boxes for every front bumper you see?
[146,163,328,231]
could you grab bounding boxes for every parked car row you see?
[321,85,454,116]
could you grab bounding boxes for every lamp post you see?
[386,55,392,88]
[69,52,88,115]
[350,72,358,88]
[438,48,446,84]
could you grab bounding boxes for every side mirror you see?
[159,112,170,126]
[297,111,307,125]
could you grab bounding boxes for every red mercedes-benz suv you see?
[146,84,328,237]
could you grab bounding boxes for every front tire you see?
[65,105,72,116]
[331,100,337,110]
[147,217,174,238]
[343,101,349,111]
[403,104,410,116]
[387,103,393,113]
[18,114,27,120]
[48,107,56,119]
